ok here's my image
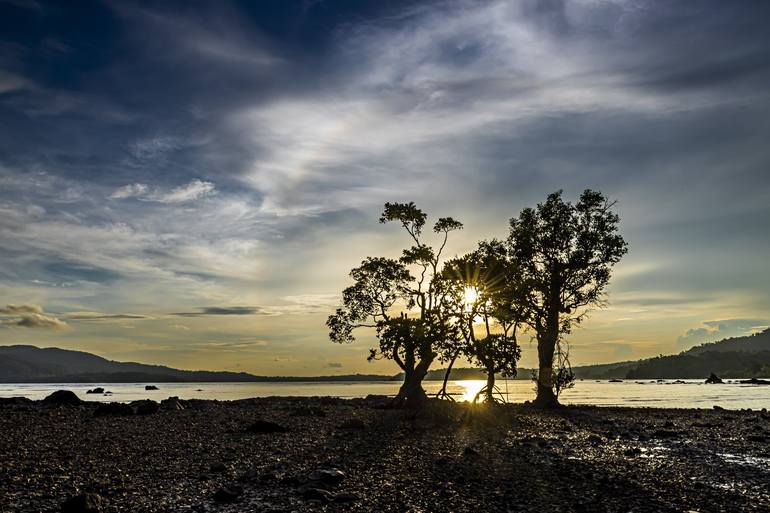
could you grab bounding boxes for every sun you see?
[463,286,478,306]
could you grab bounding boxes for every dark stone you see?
[624,447,643,457]
[301,487,333,503]
[337,418,366,430]
[713,405,725,411]
[61,492,103,513]
[213,485,242,503]
[160,397,184,411]
[653,429,682,438]
[43,390,82,406]
[210,462,227,473]
[0,397,33,406]
[308,468,345,486]
[463,446,480,457]
[94,402,134,417]
[145,385,159,390]
[290,406,326,417]
[608,379,623,383]
[246,419,289,433]
[131,400,160,415]
[333,492,360,503]
[86,387,104,394]
[739,378,770,385]
[705,373,723,384]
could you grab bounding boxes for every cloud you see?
[109,179,216,203]
[676,319,769,350]
[0,304,69,330]
[66,311,152,321]
[172,306,262,317]
[327,362,343,368]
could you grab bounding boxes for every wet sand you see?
[1,395,768,512]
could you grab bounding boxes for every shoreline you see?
[2,395,769,512]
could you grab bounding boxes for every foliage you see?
[327,202,463,408]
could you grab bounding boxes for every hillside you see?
[0,345,395,383]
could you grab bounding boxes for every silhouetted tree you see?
[507,190,627,407]
[327,202,463,409]
[442,240,525,403]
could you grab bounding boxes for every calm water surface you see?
[2,379,769,409]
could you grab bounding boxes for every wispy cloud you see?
[172,306,263,317]
[109,179,216,203]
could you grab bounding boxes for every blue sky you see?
[1,0,769,374]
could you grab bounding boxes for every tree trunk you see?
[391,358,432,409]
[437,351,459,400]
[534,330,559,408]
[485,366,495,403]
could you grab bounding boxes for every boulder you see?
[0,397,34,407]
[43,390,82,406]
[739,378,770,385]
[131,400,160,415]
[160,397,184,411]
[60,492,103,513]
[94,402,134,417]
[144,385,159,391]
[246,419,288,433]
[705,373,723,384]
[608,379,623,382]
[308,468,345,486]
[213,484,242,503]
[301,488,333,503]
[86,387,104,394]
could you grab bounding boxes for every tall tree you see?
[327,202,463,409]
[507,190,628,407]
[442,240,524,403]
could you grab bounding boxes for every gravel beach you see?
[1,394,769,512]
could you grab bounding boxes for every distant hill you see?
[0,345,396,383]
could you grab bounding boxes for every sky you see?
[1,0,769,376]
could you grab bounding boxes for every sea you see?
[2,379,769,409]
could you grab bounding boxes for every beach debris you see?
[60,492,103,513]
[246,419,289,433]
[43,390,82,406]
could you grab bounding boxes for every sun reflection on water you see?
[460,380,486,402]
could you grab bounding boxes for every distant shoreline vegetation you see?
[2,328,769,383]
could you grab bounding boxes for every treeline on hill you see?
[328,190,628,408]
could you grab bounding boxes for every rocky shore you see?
[1,393,769,512]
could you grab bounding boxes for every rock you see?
[301,487,333,503]
[333,492,360,503]
[145,385,159,390]
[246,419,289,433]
[160,397,184,411]
[86,387,104,394]
[653,429,682,438]
[713,405,725,411]
[673,380,686,384]
[608,379,623,383]
[337,418,366,430]
[624,447,642,457]
[213,484,242,503]
[309,468,345,485]
[131,399,160,415]
[587,434,604,446]
[705,373,723,384]
[463,446,480,457]
[739,378,770,385]
[61,492,103,513]
[94,402,134,417]
[210,462,227,473]
[0,397,33,407]
[43,390,82,406]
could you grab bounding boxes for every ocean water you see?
[2,379,769,409]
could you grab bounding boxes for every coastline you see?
[2,395,769,512]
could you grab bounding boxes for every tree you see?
[507,190,628,407]
[441,240,525,403]
[327,202,463,409]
